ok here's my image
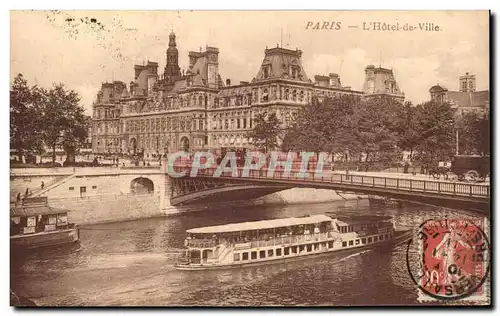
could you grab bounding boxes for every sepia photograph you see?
[9,9,491,307]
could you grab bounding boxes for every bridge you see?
[168,167,490,213]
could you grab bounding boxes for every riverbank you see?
[256,188,363,205]
[47,188,364,225]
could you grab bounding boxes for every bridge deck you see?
[175,167,490,201]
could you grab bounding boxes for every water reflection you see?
[10,199,488,306]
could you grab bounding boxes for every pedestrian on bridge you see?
[41,181,45,190]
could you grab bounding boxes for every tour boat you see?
[10,197,80,250]
[174,213,412,270]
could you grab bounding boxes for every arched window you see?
[199,95,203,106]
[299,90,304,102]
[262,88,269,102]
[292,90,297,101]
[284,89,289,100]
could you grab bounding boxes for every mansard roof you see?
[447,90,489,108]
[253,46,310,83]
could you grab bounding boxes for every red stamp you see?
[407,218,490,302]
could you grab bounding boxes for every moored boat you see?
[174,213,412,270]
[10,197,79,250]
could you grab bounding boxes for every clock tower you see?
[164,32,181,83]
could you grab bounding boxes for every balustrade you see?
[171,166,489,198]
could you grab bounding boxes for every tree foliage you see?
[456,111,490,156]
[412,101,455,164]
[247,112,282,152]
[42,84,87,163]
[10,74,89,164]
[282,95,359,155]
[10,74,45,159]
[282,95,464,170]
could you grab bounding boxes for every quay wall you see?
[11,167,364,225]
[49,194,164,225]
[39,188,360,225]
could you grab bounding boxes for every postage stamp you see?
[407,218,490,304]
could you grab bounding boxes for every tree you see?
[10,74,45,161]
[282,95,360,156]
[353,96,401,169]
[248,111,282,152]
[394,101,420,161]
[283,95,404,169]
[456,110,490,156]
[41,84,88,164]
[412,101,456,165]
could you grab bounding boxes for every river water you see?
[10,200,489,306]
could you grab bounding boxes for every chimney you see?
[226,79,231,86]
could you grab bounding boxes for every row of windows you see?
[256,87,307,103]
[94,109,120,119]
[69,185,97,190]
[212,117,252,130]
[341,234,391,248]
[231,233,393,262]
[213,135,252,145]
[126,118,205,133]
[233,241,336,262]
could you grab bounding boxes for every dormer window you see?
[263,67,270,79]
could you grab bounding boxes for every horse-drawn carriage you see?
[426,155,490,183]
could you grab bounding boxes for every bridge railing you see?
[175,167,490,198]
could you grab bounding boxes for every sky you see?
[10,10,489,115]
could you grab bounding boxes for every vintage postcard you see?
[10,10,490,307]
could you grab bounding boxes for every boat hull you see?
[175,229,412,271]
[10,227,80,250]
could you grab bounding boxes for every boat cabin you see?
[184,215,335,264]
[186,215,334,246]
[10,197,74,236]
[333,215,394,236]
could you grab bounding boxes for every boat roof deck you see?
[187,214,333,234]
[11,205,70,217]
[334,215,393,225]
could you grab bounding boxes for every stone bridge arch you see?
[130,177,154,194]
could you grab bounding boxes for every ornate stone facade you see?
[92,33,401,155]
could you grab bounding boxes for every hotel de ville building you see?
[91,32,405,156]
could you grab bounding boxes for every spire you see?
[164,31,181,82]
[168,31,176,47]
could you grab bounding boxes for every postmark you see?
[406,218,490,303]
